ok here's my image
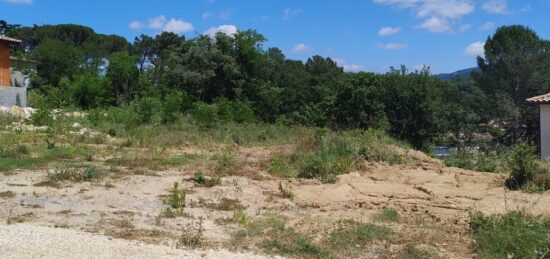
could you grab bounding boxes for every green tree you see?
[475,25,550,143]
[106,51,140,105]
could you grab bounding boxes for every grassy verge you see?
[471,212,550,259]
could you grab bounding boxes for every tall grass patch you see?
[471,212,550,259]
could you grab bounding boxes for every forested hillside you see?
[3,22,550,149]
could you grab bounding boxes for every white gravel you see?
[0,224,275,259]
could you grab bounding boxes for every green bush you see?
[471,212,550,259]
[191,102,218,128]
[506,143,542,190]
[298,137,356,183]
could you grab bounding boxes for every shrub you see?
[506,143,542,190]
[167,182,186,209]
[328,220,391,250]
[46,163,102,183]
[193,171,206,185]
[471,212,550,259]
[191,102,218,128]
[298,137,356,183]
[375,208,400,222]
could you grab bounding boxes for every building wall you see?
[0,87,26,107]
[542,105,550,160]
[0,44,10,86]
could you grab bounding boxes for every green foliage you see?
[471,212,550,259]
[107,51,140,105]
[45,163,103,183]
[506,143,545,190]
[298,137,356,183]
[167,182,186,209]
[398,245,439,259]
[375,208,401,222]
[327,220,391,255]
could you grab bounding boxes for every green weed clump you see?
[328,220,392,250]
[470,212,550,259]
[164,182,186,218]
[375,208,401,222]
[505,143,549,192]
[46,163,103,183]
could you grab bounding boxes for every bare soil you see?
[1,144,549,258]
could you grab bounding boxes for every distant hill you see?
[436,67,480,81]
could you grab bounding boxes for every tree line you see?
[3,21,550,149]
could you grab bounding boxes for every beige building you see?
[527,93,550,160]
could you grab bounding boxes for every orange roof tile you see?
[527,93,550,104]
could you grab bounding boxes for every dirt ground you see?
[1,144,550,258]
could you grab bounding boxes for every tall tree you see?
[474,25,550,143]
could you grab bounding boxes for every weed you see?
[398,245,439,259]
[206,198,245,211]
[470,212,550,259]
[167,182,186,209]
[328,220,391,250]
[215,148,237,176]
[278,182,294,200]
[193,171,206,185]
[176,217,204,248]
[45,163,104,183]
[0,191,16,199]
[163,182,186,218]
[375,208,401,222]
[232,208,250,225]
[269,154,298,178]
[261,228,324,257]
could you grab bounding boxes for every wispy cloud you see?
[3,0,32,4]
[333,58,364,72]
[377,42,408,50]
[128,21,143,30]
[482,0,510,14]
[478,21,495,31]
[203,24,238,38]
[283,8,301,20]
[373,0,474,33]
[146,15,194,34]
[291,43,310,53]
[378,26,402,36]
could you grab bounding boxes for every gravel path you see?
[0,224,274,259]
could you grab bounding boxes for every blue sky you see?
[1,0,549,74]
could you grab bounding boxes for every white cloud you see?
[459,23,471,32]
[378,26,402,36]
[377,43,408,50]
[204,25,238,38]
[218,9,232,19]
[283,8,301,20]
[148,15,167,29]
[146,16,193,34]
[333,58,364,72]
[519,4,532,13]
[464,41,485,57]
[128,21,143,30]
[416,17,451,32]
[291,43,310,54]
[202,12,212,20]
[478,21,495,31]
[163,19,193,34]
[373,0,474,33]
[482,0,510,14]
[2,0,32,4]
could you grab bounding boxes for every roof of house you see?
[0,35,22,44]
[527,93,550,104]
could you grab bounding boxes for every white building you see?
[527,93,550,160]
